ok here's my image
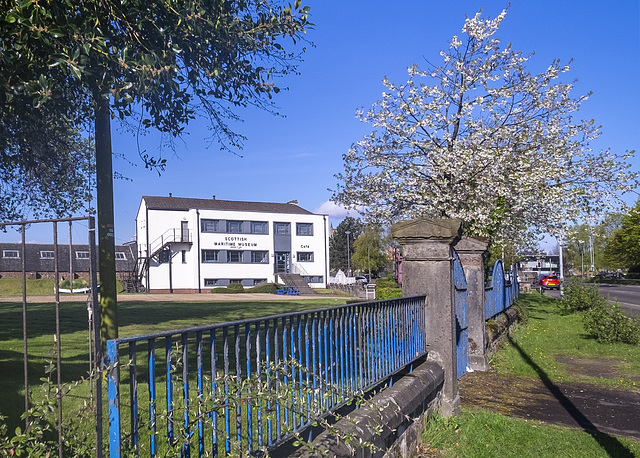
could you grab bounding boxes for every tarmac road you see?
[596,284,640,317]
[545,284,640,318]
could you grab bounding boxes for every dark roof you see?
[142,196,315,215]
[0,243,135,273]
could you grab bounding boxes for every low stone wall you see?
[291,360,444,458]
[486,307,519,358]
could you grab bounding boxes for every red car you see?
[534,274,560,290]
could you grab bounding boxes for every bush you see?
[375,274,398,289]
[59,279,89,290]
[245,283,280,294]
[376,287,403,300]
[210,283,245,294]
[560,278,606,313]
[583,301,640,345]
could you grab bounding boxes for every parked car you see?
[355,275,369,285]
[533,274,560,290]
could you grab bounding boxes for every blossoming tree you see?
[333,8,637,245]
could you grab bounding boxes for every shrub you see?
[59,279,89,290]
[583,301,640,345]
[560,278,606,313]
[245,283,280,294]
[375,274,398,289]
[376,287,402,300]
[210,283,245,294]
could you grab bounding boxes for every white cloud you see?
[315,200,363,219]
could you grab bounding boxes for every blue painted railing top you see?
[484,261,519,320]
[105,296,427,457]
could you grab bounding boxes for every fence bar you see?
[148,339,157,457]
[196,331,204,458]
[181,333,190,457]
[210,329,219,457]
[21,224,29,425]
[166,336,173,442]
[107,340,121,458]
[245,323,252,454]
[53,222,64,458]
[129,342,139,453]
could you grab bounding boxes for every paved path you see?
[460,370,640,442]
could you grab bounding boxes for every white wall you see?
[138,200,329,291]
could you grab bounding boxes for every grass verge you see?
[421,409,640,457]
[490,293,640,389]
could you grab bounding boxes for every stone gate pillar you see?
[454,237,489,371]
[391,218,462,416]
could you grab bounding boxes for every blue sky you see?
[3,0,639,245]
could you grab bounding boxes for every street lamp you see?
[589,231,595,274]
[579,240,585,278]
[345,230,351,277]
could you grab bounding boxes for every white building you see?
[136,196,330,293]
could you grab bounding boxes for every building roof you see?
[142,196,316,216]
[0,243,135,273]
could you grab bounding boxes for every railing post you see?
[106,340,121,458]
[454,236,489,371]
[391,218,462,416]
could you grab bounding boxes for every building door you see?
[181,221,189,242]
[275,252,290,273]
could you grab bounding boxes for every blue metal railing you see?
[484,261,519,320]
[105,296,427,457]
[453,251,469,378]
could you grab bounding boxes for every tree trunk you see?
[95,93,118,349]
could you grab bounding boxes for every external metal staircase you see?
[137,228,192,290]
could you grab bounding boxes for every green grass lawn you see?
[491,293,640,389]
[0,278,57,296]
[422,292,640,457]
[0,297,348,433]
[421,409,640,457]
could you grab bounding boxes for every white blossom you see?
[333,8,637,246]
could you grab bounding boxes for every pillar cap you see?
[454,236,490,253]
[391,218,462,245]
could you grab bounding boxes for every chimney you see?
[287,200,298,205]
[212,195,216,200]
[169,193,172,197]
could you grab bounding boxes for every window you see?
[201,219,219,233]
[303,276,324,284]
[227,251,243,263]
[76,251,89,259]
[204,279,218,287]
[254,279,267,286]
[251,221,268,234]
[115,252,126,260]
[296,223,313,236]
[226,220,243,233]
[202,250,219,263]
[251,251,268,263]
[274,222,290,235]
[297,252,313,262]
[3,250,19,259]
[40,251,55,259]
